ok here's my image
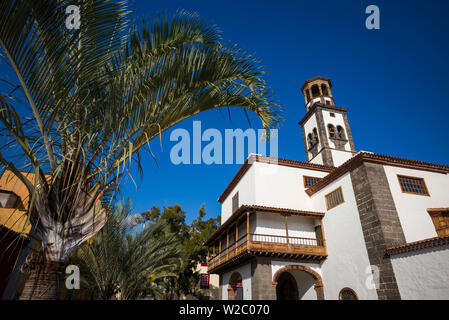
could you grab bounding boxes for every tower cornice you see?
[298,103,348,126]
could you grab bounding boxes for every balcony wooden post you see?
[246,211,250,244]
[226,230,229,258]
[235,221,238,254]
[285,215,290,248]
[320,219,326,249]
[219,238,222,263]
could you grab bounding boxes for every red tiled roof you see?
[306,152,449,196]
[385,235,449,256]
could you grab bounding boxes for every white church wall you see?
[221,164,256,224]
[253,161,328,212]
[391,244,449,299]
[309,153,324,165]
[330,149,353,167]
[271,260,322,300]
[310,173,378,300]
[383,165,449,243]
[292,270,318,300]
[221,262,252,300]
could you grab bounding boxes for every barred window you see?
[397,175,429,196]
[303,176,321,188]
[325,187,344,210]
[339,288,358,300]
[232,192,239,213]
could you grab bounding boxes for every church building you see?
[204,76,449,300]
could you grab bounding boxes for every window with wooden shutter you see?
[428,209,449,237]
[325,187,344,210]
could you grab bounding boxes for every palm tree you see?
[71,200,179,300]
[0,0,282,299]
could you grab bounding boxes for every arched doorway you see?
[273,265,325,300]
[276,272,298,300]
[228,272,243,300]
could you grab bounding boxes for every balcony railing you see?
[208,233,326,272]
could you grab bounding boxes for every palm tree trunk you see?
[20,260,65,300]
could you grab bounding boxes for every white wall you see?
[311,173,379,300]
[330,149,353,167]
[221,161,330,224]
[293,270,317,300]
[221,164,256,224]
[383,166,449,243]
[391,244,449,299]
[221,262,252,300]
[309,153,324,165]
[253,162,329,212]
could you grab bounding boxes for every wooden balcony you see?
[208,233,327,273]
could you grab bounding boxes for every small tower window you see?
[337,126,346,139]
[312,128,319,145]
[321,84,329,96]
[311,85,320,98]
[328,124,336,139]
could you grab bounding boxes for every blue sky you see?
[118,0,449,223]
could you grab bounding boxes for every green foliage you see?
[138,204,219,299]
[71,199,180,300]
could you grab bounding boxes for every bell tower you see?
[299,77,356,167]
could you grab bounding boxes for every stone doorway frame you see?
[272,265,324,300]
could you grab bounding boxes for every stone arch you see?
[311,84,321,98]
[276,271,298,300]
[228,272,243,300]
[321,84,329,96]
[272,265,324,300]
[337,126,346,139]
